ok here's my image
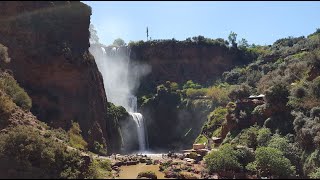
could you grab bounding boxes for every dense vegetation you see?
[136,29,320,178]
[200,29,320,178]
[0,44,112,179]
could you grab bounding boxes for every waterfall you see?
[89,42,149,152]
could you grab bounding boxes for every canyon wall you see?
[0,1,110,150]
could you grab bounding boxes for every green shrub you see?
[85,159,112,178]
[0,125,94,179]
[235,125,259,149]
[68,121,88,151]
[177,172,198,179]
[303,150,320,177]
[185,88,207,98]
[206,85,230,105]
[311,76,320,98]
[202,107,227,137]
[188,152,198,160]
[137,171,157,179]
[194,135,208,144]
[51,127,69,143]
[265,83,289,107]
[212,127,222,138]
[183,80,202,89]
[0,73,32,111]
[0,90,16,120]
[93,141,108,156]
[0,43,11,63]
[235,146,255,169]
[257,128,272,147]
[246,147,296,178]
[205,144,241,173]
[309,167,320,179]
[228,83,252,101]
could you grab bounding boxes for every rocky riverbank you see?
[102,153,214,179]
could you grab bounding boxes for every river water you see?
[118,163,167,179]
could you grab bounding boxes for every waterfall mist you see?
[88,25,151,152]
[90,46,150,112]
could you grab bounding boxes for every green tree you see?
[246,147,296,178]
[113,38,126,47]
[205,144,241,173]
[228,83,252,101]
[265,83,290,107]
[238,38,249,49]
[257,128,272,147]
[228,31,238,48]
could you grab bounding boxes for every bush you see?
[235,146,255,169]
[202,107,227,137]
[194,135,208,144]
[257,128,272,147]
[0,125,94,179]
[177,172,198,179]
[68,121,88,151]
[84,159,112,179]
[137,171,157,179]
[265,83,290,107]
[206,85,230,105]
[309,167,320,179]
[93,141,108,156]
[205,144,241,173]
[291,86,307,99]
[246,147,296,178]
[311,76,320,98]
[183,80,202,89]
[303,150,320,177]
[234,125,259,149]
[0,72,32,111]
[188,152,198,160]
[51,127,69,143]
[0,90,16,121]
[0,43,11,63]
[185,88,207,98]
[228,83,252,101]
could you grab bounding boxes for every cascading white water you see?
[89,40,150,152]
[127,95,147,151]
[130,113,146,151]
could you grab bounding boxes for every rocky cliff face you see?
[0,1,109,150]
[130,42,250,95]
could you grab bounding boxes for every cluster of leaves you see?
[201,107,227,138]
[205,144,242,174]
[68,121,88,151]
[0,72,32,111]
[246,147,296,178]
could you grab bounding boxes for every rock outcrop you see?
[0,1,108,150]
[130,42,251,94]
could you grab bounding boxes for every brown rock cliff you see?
[0,1,109,150]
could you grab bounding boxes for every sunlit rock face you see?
[0,1,109,151]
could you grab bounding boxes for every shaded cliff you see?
[129,40,255,96]
[0,1,109,150]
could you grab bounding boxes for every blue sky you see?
[82,1,320,46]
